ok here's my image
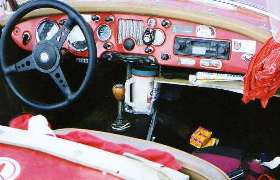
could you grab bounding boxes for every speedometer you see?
[36,20,59,42]
[97,25,112,42]
[67,25,87,52]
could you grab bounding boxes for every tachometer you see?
[97,25,112,42]
[67,25,87,52]
[36,20,59,42]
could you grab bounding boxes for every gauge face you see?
[36,20,59,42]
[152,29,165,46]
[97,25,112,42]
[67,25,87,52]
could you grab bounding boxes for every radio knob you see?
[175,41,186,51]
[218,46,226,54]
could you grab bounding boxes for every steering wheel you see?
[0,0,97,110]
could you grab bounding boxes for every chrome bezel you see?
[67,25,88,52]
[68,40,88,52]
[36,19,59,42]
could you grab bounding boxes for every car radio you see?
[174,37,231,60]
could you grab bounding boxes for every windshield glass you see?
[225,0,266,11]
[1,0,271,34]
[265,0,280,42]
[195,0,267,11]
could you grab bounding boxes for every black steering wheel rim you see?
[0,0,97,110]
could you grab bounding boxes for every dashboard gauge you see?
[67,25,87,52]
[36,20,59,42]
[152,29,165,46]
[97,25,112,42]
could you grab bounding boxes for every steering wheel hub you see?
[40,52,50,63]
[33,41,60,72]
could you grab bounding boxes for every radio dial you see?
[218,46,226,54]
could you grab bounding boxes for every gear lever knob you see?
[112,84,125,101]
[111,84,131,132]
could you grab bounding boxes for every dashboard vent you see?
[118,19,144,45]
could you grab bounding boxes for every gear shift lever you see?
[111,84,131,132]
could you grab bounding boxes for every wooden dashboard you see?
[11,12,263,74]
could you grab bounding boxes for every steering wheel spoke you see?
[49,66,72,99]
[4,55,35,74]
[50,18,75,49]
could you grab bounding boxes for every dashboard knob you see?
[102,52,113,61]
[105,16,114,23]
[103,42,113,50]
[161,19,171,28]
[144,46,154,54]
[22,31,31,45]
[161,53,170,61]
[92,15,100,22]
[123,38,135,51]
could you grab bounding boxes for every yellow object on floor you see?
[202,138,219,148]
[190,126,212,148]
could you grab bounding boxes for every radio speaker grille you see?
[118,19,144,45]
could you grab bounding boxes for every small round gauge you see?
[152,29,165,46]
[36,20,59,42]
[67,25,87,52]
[97,25,112,42]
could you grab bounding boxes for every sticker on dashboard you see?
[200,59,222,70]
[179,58,196,66]
[232,39,256,54]
[196,25,216,38]
[241,53,254,62]
[172,24,193,34]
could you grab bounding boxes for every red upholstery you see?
[9,114,182,170]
